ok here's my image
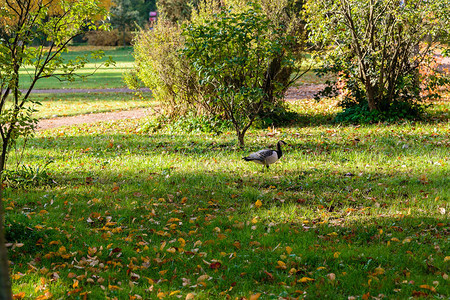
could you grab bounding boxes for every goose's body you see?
[243,140,286,170]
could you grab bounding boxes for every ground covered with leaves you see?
[4,98,449,299]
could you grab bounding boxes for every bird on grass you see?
[243,140,287,171]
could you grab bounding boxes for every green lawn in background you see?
[18,47,323,91]
[28,92,154,119]
[19,47,135,90]
[5,97,449,299]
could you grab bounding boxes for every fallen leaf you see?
[12,292,25,300]
[286,246,292,255]
[419,284,436,292]
[250,293,261,300]
[210,262,221,269]
[255,200,262,208]
[197,275,210,283]
[276,261,287,269]
[185,293,195,300]
[298,277,315,283]
[373,266,385,276]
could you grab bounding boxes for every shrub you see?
[84,29,134,46]
[305,0,450,119]
[128,19,214,117]
[130,0,305,146]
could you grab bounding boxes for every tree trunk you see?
[0,142,12,300]
[237,131,245,148]
[365,80,378,111]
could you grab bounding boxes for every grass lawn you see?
[27,92,154,119]
[4,96,449,299]
[19,47,135,90]
[18,47,323,91]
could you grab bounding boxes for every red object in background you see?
[149,11,157,22]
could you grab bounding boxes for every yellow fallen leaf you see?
[197,275,210,283]
[391,238,400,242]
[402,238,412,243]
[157,292,165,299]
[178,238,186,248]
[166,247,176,253]
[289,268,297,275]
[11,273,24,280]
[373,266,385,275]
[108,284,121,291]
[169,290,181,296]
[444,256,450,262]
[333,252,341,258]
[276,261,287,269]
[298,277,315,283]
[250,293,261,300]
[286,246,292,255]
[255,200,262,208]
[185,293,195,300]
[316,267,326,271]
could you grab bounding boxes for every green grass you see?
[19,47,135,90]
[18,47,326,91]
[27,92,154,119]
[4,97,449,299]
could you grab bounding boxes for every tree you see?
[156,0,201,23]
[109,0,140,46]
[0,0,110,298]
[305,0,450,114]
[182,4,299,147]
[129,0,305,147]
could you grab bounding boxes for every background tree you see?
[109,0,140,46]
[305,0,450,120]
[0,0,110,297]
[156,0,200,23]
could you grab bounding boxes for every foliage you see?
[2,161,54,189]
[305,0,450,117]
[0,0,110,296]
[127,19,208,116]
[130,0,305,146]
[84,28,134,46]
[156,0,200,23]
[4,96,450,299]
[109,0,140,46]
[182,5,284,146]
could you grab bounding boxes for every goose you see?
[243,140,287,171]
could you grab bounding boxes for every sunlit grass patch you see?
[26,92,154,119]
[5,98,450,299]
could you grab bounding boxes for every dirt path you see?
[36,84,324,131]
[36,107,152,130]
[35,52,450,131]
[29,87,150,94]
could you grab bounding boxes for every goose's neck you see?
[276,142,283,158]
